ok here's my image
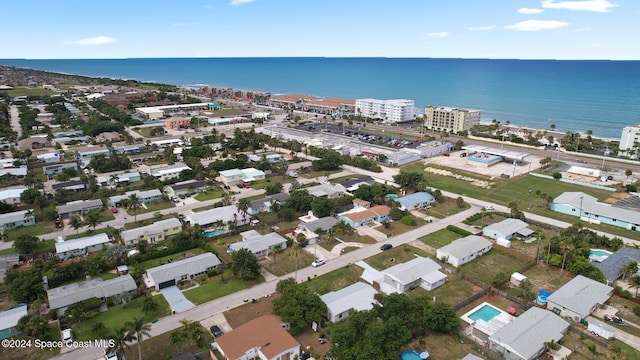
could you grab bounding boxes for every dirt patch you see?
[425,167,495,189]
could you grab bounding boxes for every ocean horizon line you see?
[1,57,638,62]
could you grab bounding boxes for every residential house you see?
[352,198,371,209]
[228,230,288,260]
[551,192,640,232]
[219,167,266,186]
[546,275,613,322]
[17,136,49,150]
[164,180,207,198]
[108,189,163,207]
[341,175,375,194]
[0,210,36,231]
[185,205,251,230]
[0,304,28,340]
[56,199,104,218]
[337,205,391,228]
[294,213,339,245]
[489,307,569,360]
[320,282,378,322]
[150,138,184,149]
[0,167,27,177]
[55,233,111,260]
[595,248,640,284]
[144,253,221,290]
[150,163,192,181]
[113,143,146,154]
[52,180,87,193]
[360,256,446,294]
[483,218,533,248]
[0,187,26,205]
[246,193,289,215]
[305,183,347,198]
[248,153,285,164]
[121,218,182,246]
[37,152,63,163]
[0,254,20,282]
[46,275,137,311]
[75,146,111,168]
[43,162,78,180]
[396,192,435,211]
[96,172,142,186]
[214,315,301,360]
[436,235,492,267]
[95,132,122,143]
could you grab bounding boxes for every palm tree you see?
[142,296,159,317]
[125,317,151,360]
[631,275,640,297]
[92,321,107,336]
[237,198,250,215]
[84,209,102,231]
[170,330,188,354]
[23,209,35,228]
[110,326,135,359]
[69,215,84,235]
[127,193,143,223]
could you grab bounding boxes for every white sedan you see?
[311,258,326,267]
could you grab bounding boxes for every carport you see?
[159,286,195,313]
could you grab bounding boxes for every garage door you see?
[158,280,176,289]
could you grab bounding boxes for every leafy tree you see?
[126,317,152,360]
[20,188,45,205]
[393,171,427,191]
[276,278,297,293]
[17,314,47,337]
[5,266,45,303]
[311,151,342,171]
[567,258,607,283]
[311,197,333,218]
[286,190,313,213]
[552,172,562,180]
[84,209,103,231]
[625,169,633,179]
[518,279,536,300]
[265,181,283,195]
[491,272,509,289]
[92,321,107,335]
[14,234,38,257]
[231,248,260,280]
[69,215,84,235]
[272,282,327,334]
[423,302,460,333]
[390,207,404,221]
[401,215,417,226]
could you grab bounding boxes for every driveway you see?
[160,286,196,313]
[356,225,388,242]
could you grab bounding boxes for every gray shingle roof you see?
[146,253,221,286]
[484,218,529,237]
[47,275,137,309]
[55,233,111,254]
[384,256,441,284]
[320,282,377,317]
[56,199,103,215]
[437,235,492,260]
[594,248,640,283]
[302,216,339,233]
[490,307,569,360]
[554,192,640,225]
[546,275,613,318]
[0,210,30,227]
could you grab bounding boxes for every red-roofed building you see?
[214,315,301,360]
[337,205,391,228]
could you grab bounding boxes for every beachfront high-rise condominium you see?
[424,106,481,133]
[618,125,640,159]
[355,99,415,124]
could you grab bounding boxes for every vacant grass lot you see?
[134,200,175,214]
[194,190,225,201]
[0,323,62,360]
[5,222,55,240]
[418,228,463,249]
[124,325,213,360]
[304,265,363,295]
[431,276,483,307]
[183,269,264,305]
[136,248,206,270]
[259,246,316,277]
[135,126,165,138]
[522,263,573,293]
[427,198,471,219]
[376,217,427,236]
[319,233,377,252]
[459,248,531,285]
[75,295,170,341]
[366,244,431,271]
[66,228,110,240]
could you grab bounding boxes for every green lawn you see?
[183,269,264,305]
[459,248,531,284]
[4,222,55,240]
[123,214,175,230]
[136,248,205,270]
[97,208,116,222]
[74,295,170,341]
[431,276,483,306]
[122,324,212,360]
[134,200,175,214]
[3,87,62,96]
[365,244,431,271]
[299,169,343,180]
[260,246,316,277]
[35,239,57,255]
[418,229,463,249]
[376,217,427,236]
[249,178,289,190]
[134,126,165,138]
[426,197,471,219]
[304,265,363,295]
[66,228,110,240]
[194,190,225,201]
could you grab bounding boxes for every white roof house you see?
[145,252,221,290]
[320,282,378,323]
[305,183,347,198]
[0,187,27,205]
[47,275,137,310]
[56,199,104,217]
[483,218,533,247]
[149,163,191,180]
[436,235,492,267]
[120,218,182,246]
[546,275,613,321]
[185,205,251,228]
[108,189,163,207]
[0,210,36,231]
[378,256,446,294]
[489,307,569,360]
[55,233,111,260]
[229,231,288,259]
[0,304,28,339]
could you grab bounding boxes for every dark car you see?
[210,325,224,338]
[380,244,393,251]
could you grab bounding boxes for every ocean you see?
[1,57,639,139]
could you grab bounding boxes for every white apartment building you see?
[619,125,640,159]
[424,106,481,133]
[355,99,415,124]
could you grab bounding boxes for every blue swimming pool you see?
[204,229,226,237]
[468,304,501,322]
[589,249,613,263]
[400,350,421,360]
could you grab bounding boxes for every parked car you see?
[104,351,118,360]
[111,207,118,214]
[485,204,495,211]
[210,325,224,338]
[311,258,326,267]
[380,244,393,251]
[62,328,73,343]
[604,314,624,324]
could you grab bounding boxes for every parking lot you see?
[424,149,544,178]
[296,123,431,150]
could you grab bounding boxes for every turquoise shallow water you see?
[468,304,501,322]
[1,57,638,138]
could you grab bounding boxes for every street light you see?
[579,196,584,220]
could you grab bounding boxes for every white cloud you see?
[504,20,569,31]
[541,0,618,12]
[229,0,255,5]
[69,36,116,46]
[428,32,449,38]
[467,25,496,31]
[518,8,545,14]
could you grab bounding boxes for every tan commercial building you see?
[424,106,481,133]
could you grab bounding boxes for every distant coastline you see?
[1,57,638,139]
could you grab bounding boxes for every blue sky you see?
[1,0,636,59]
